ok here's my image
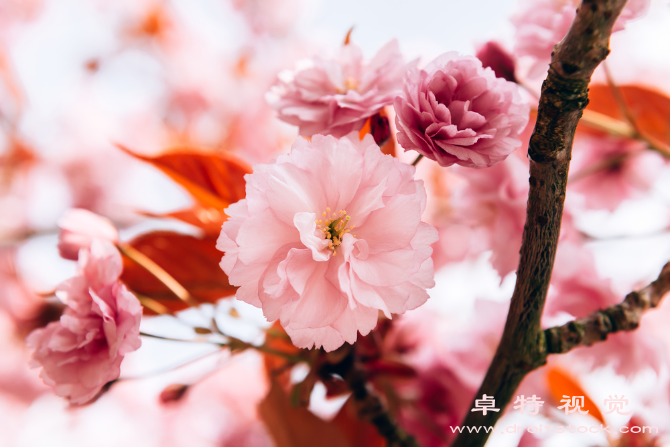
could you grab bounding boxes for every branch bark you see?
[452,1,629,446]
[545,262,670,354]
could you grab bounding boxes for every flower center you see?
[315,208,355,256]
[343,76,359,92]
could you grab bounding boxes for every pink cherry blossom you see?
[57,208,120,261]
[513,0,650,78]
[26,240,142,404]
[217,133,438,351]
[268,40,406,138]
[545,238,617,319]
[394,52,529,168]
[569,135,664,211]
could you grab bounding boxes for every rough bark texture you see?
[451,1,629,446]
[546,262,670,354]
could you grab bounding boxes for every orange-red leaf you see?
[259,380,352,447]
[583,84,670,145]
[140,205,225,237]
[546,368,605,424]
[359,117,372,141]
[333,397,386,447]
[120,231,235,313]
[118,145,250,210]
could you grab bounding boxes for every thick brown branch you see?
[452,1,628,447]
[546,262,670,354]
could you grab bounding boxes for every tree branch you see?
[452,1,629,446]
[326,349,420,447]
[545,262,670,354]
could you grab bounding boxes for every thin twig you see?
[140,331,307,364]
[545,262,670,354]
[411,154,423,166]
[140,331,220,344]
[567,151,630,184]
[329,348,419,447]
[228,336,308,364]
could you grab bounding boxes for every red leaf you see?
[140,205,225,238]
[118,145,250,210]
[546,368,605,425]
[332,397,386,447]
[583,84,670,145]
[120,231,235,313]
[259,380,352,447]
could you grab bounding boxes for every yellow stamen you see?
[314,207,355,254]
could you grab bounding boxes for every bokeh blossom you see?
[394,52,529,168]
[569,135,664,211]
[428,151,529,277]
[513,0,650,77]
[217,133,437,351]
[57,208,120,261]
[27,240,142,404]
[381,303,507,447]
[268,40,406,138]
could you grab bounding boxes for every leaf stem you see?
[117,242,199,306]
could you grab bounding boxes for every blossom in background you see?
[569,135,664,211]
[428,152,529,277]
[27,240,142,404]
[546,236,666,378]
[512,0,650,78]
[382,303,507,447]
[231,0,303,36]
[268,40,406,138]
[217,133,437,351]
[57,208,120,261]
[394,52,529,168]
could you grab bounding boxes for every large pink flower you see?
[268,40,406,138]
[26,240,142,404]
[394,52,529,168]
[513,0,650,78]
[217,133,437,351]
